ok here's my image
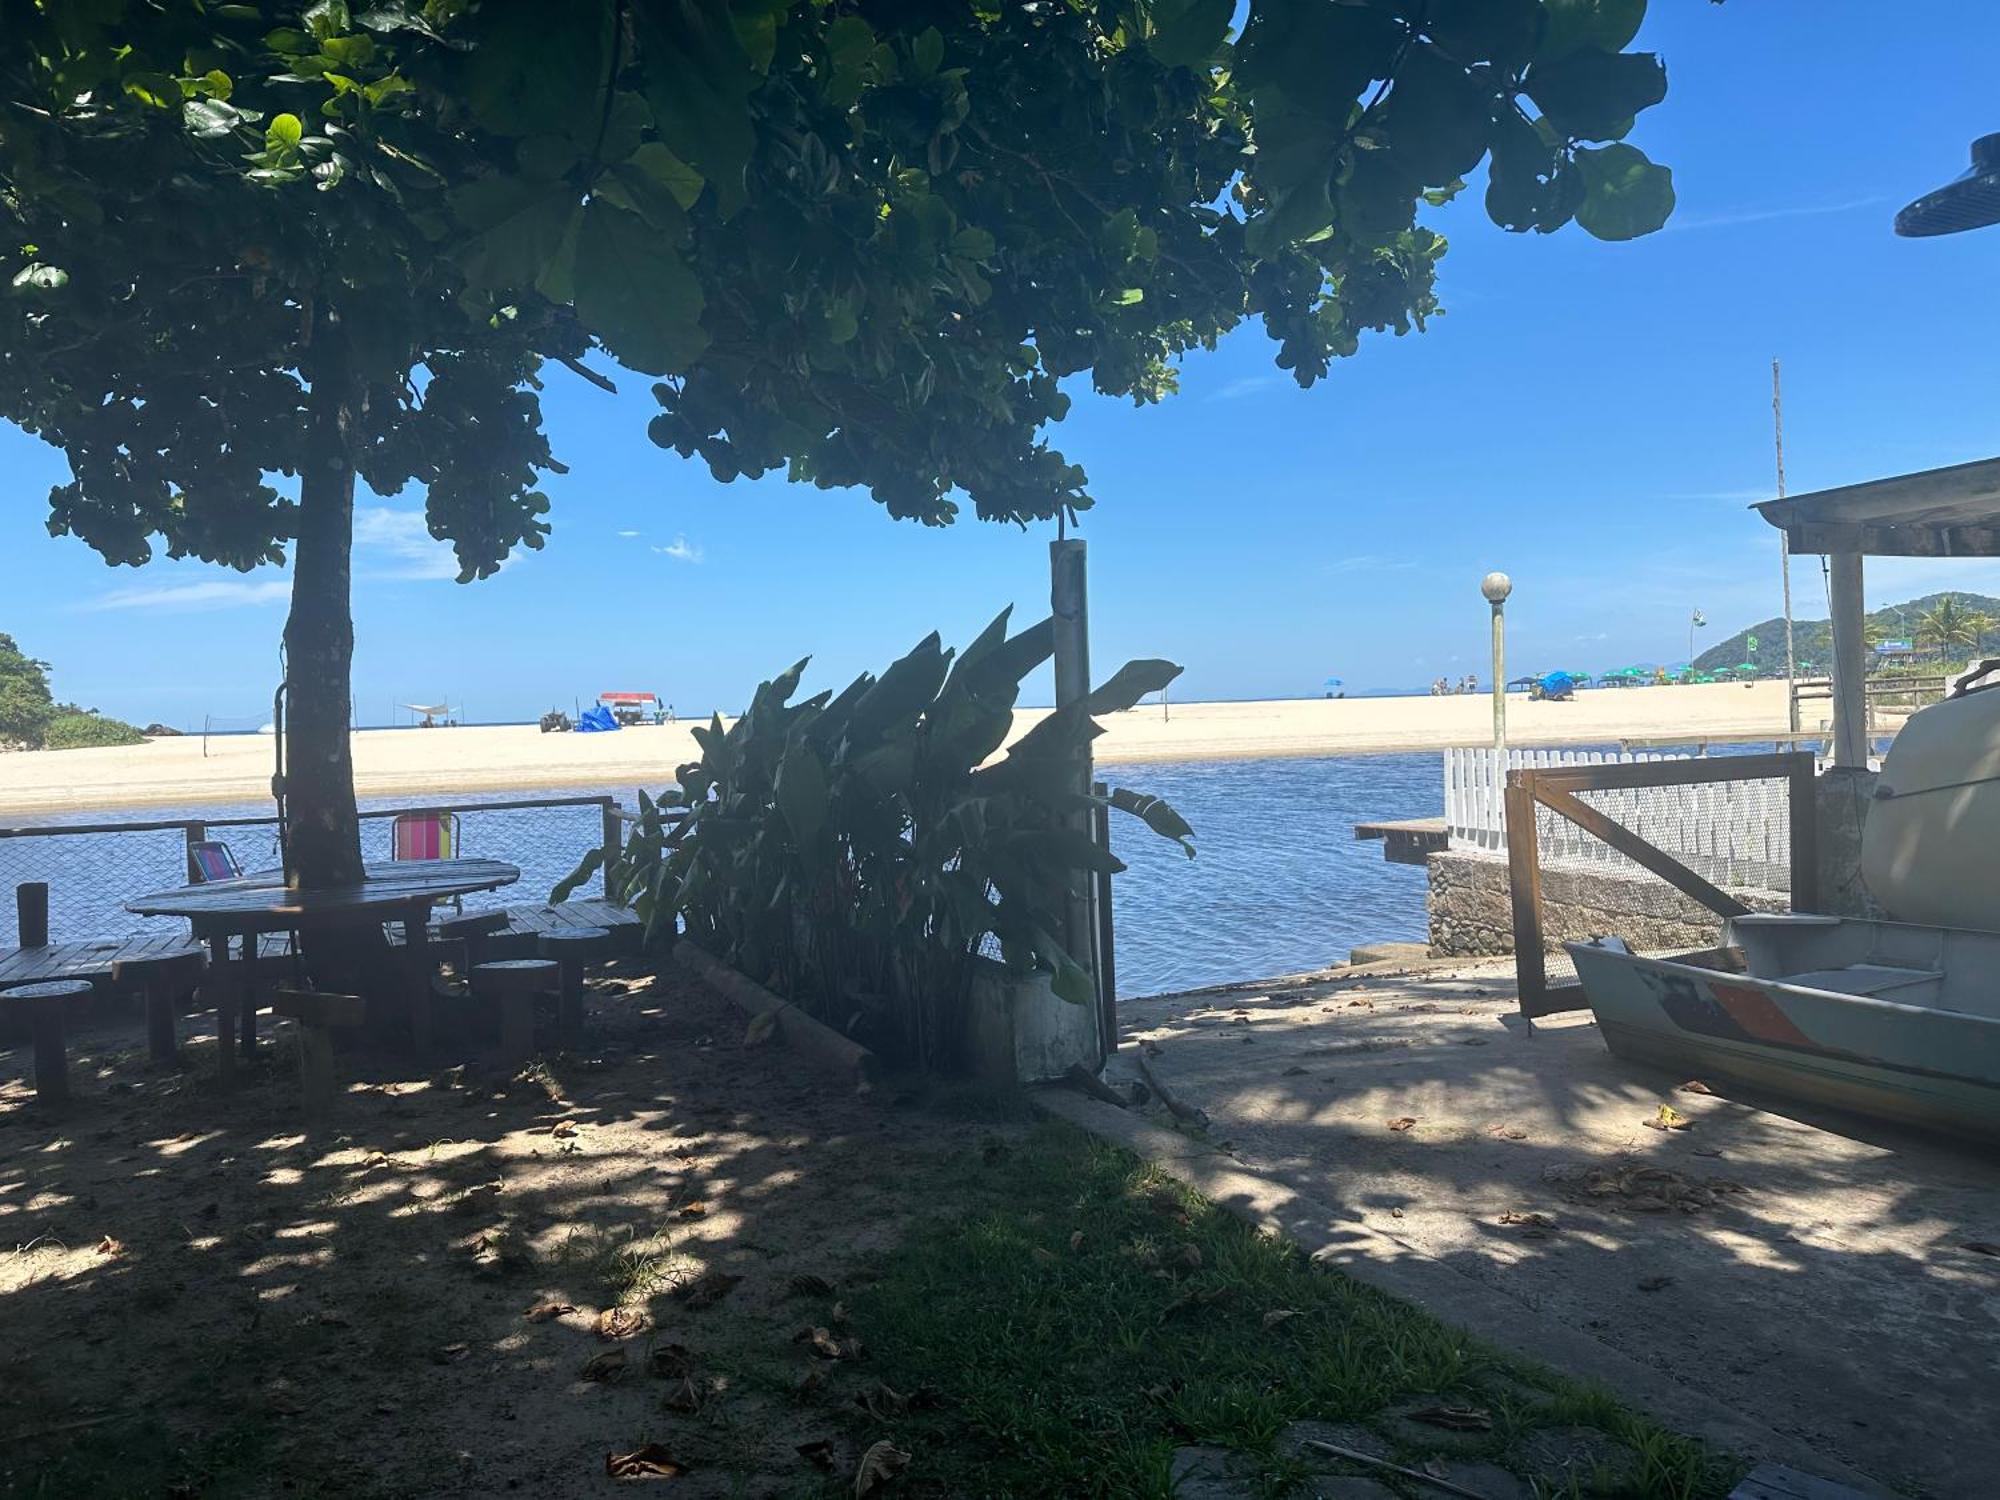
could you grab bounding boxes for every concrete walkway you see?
[1105,962,2000,1500]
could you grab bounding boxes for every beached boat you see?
[1568,672,2000,1140]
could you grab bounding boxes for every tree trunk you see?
[284,337,365,891]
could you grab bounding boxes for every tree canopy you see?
[0,632,53,749]
[3,0,1677,565]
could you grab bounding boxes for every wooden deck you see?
[1352,816,1448,866]
[0,931,205,990]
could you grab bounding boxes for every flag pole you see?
[1774,358,1799,733]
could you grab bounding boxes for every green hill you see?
[1690,591,2000,676]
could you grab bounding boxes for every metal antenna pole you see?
[1774,358,1799,734]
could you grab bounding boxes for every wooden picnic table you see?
[126,859,519,1084]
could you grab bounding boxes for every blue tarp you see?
[1538,672,1576,701]
[575,704,621,733]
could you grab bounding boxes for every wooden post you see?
[1091,782,1117,1055]
[183,821,205,882]
[1050,538,1103,1055]
[1828,549,1869,768]
[1503,775,1549,1015]
[16,882,49,948]
[601,800,624,903]
[1788,752,1820,913]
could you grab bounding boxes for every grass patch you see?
[847,1121,1743,1499]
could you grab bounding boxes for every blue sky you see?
[8,1,2000,728]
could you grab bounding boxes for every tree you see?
[1916,596,1991,662]
[1,0,1677,888]
[0,632,53,749]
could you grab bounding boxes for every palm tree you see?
[1916,596,1992,663]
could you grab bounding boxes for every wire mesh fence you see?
[0,795,618,947]
[1505,753,1815,1012]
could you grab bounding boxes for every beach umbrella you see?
[1323,677,1342,687]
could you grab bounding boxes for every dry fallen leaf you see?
[661,1374,705,1414]
[797,1439,836,1471]
[550,1120,578,1139]
[1174,1244,1203,1271]
[1486,1122,1528,1141]
[648,1343,694,1379]
[797,1326,853,1361]
[853,1439,911,1497]
[1261,1308,1302,1330]
[581,1347,628,1383]
[433,1341,470,1365]
[677,1271,741,1309]
[1678,1079,1715,1095]
[1069,1230,1084,1252]
[1498,1211,1557,1238]
[598,1305,650,1340]
[606,1443,684,1481]
[1386,1117,1418,1133]
[94,1235,123,1257]
[1644,1104,1693,1132]
[744,1010,778,1047]
[524,1300,575,1323]
[1408,1404,1492,1432]
[855,1382,909,1420]
[676,1201,709,1221]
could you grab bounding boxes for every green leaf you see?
[550,847,604,904]
[182,96,247,139]
[1146,0,1232,69]
[910,26,945,79]
[1384,43,1493,186]
[1526,50,1667,141]
[823,15,881,108]
[1574,142,1674,240]
[446,176,582,292]
[1108,787,1196,856]
[461,0,612,141]
[732,0,790,73]
[1243,89,1342,254]
[636,0,759,218]
[573,201,709,375]
[1085,659,1182,715]
[776,741,829,844]
[1423,0,1544,68]
[121,72,180,109]
[951,226,996,262]
[623,142,706,213]
[1109,288,1144,307]
[267,112,304,150]
[1485,111,1581,233]
[1537,0,1647,64]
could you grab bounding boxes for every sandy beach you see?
[0,680,1797,817]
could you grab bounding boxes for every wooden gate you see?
[1504,752,1819,1018]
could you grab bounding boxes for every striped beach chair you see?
[392,812,462,914]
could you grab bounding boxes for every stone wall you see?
[1426,847,1788,958]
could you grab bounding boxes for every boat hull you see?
[1566,943,2000,1142]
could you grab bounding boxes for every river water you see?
[2,754,1443,997]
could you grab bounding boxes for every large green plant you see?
[0,632,54,750]
[564,610,1193,1065]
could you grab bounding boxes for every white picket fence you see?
[1442,746,1792,894]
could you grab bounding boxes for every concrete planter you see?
[960,957,1099,1085]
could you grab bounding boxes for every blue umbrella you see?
[1323,677,1343,688]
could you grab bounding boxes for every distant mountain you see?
[1690,592,2000,676]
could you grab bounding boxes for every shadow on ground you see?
[1116,963,2000,1499]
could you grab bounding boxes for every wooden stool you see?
[436,908,511,972]
[271,989,368,1122]
[1,979,92,1104]
[114,949,206,1065]
[536,928,612,1046]
[472,959,558,1068]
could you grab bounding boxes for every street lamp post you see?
[1482,572,1512,750]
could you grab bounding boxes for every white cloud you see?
[353,506,461,581]
[652,536,704,564]
[1210,374,1286,401]
[617,529,640,538]
[1664,195,1888,234]
[82,577,293,613]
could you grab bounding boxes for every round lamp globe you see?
[1480,571,1513,605]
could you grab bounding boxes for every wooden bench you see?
[1,979,91,1103]
[471,959,558,1067]
[537,927,614,1045]
[114,948,207,1064]
[271,989,368,1121]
